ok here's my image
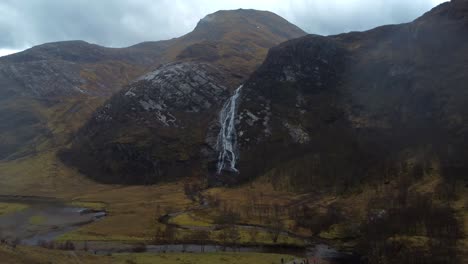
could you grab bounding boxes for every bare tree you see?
[191,230,210,252]
[267,206,284,244]
[153,226,164,243]
[247,227,259,245]
[163,225,177,244]
[226,225,241,246]
[268,218,284,243]
[218,225,240,251]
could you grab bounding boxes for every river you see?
[0,196,360,263]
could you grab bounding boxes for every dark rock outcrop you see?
[235,0,468,190]
[62,62,230,184]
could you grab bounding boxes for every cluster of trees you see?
[207,192,290,225]
[293,204,343,236]
[207,191,341,241]
[183,180,204,201]
[38,240,76,250]
[154,225,178,244]
[209,196,290,244]
[358,179,462,264]
[0,236,21,249]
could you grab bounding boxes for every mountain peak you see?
[1,40,107,63]
[189,9,306,42]
[417,0,468,21]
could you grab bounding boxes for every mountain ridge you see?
[62,1,468,187]
[0,9,306,179]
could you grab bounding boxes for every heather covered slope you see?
[236,0,468,189]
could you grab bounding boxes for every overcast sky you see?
[0,0,447,56]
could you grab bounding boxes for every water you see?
[216,85,243,174]
[0,196,106,245]
[83,243,360,263]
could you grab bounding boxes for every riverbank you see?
[0,196,106,246]
[0,188,358,264]
[0,244,297,264]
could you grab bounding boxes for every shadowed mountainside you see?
[234,1,467,261]
[236,0,468,189]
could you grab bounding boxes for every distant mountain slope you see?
[0,39,170,160]
[236,0,468,188]
[0,9,306,162]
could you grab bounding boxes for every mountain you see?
[0,2,466,262]
[0,9,305,164]
[0,40,170,160]
[236,0,468,189]
[234,1,467,261]
[60,1,468,187]
[57,9,306,184]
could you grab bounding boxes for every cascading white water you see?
[216,85,243,174]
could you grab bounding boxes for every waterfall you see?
[216,85,243,174]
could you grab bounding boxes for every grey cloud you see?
[0,0,447,51]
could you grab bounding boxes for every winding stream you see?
[0,196,360,263]
[159,196,360,264]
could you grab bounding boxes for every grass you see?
[57,232,148,242]
[319,223,360,240]
[0,149,106,199]
[110,252,295,264]
[68,201,106,211]
[0,145,465,259]
[56,183,193,242]
[29,215,46,225]
[54,181,306,247]
[388,235,430,248]
[211,227,306,246]
[169,213,213,227]
[0,202,28,216]
[0,244,295,264]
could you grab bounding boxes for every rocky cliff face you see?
[62,62,230,184]
[235,0,468,190]
[0,40,171,98]
[59,9,306,184]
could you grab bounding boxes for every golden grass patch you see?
[0,202,28,216]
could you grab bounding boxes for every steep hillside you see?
[56,9,306,184]
[0,9,305,168]
[234,1,467,262]
[0,40,170,160]
[236,0,468,189]
[174,9,306,85]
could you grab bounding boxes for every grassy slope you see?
[58,183,192,242]
[0,202,28,216]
